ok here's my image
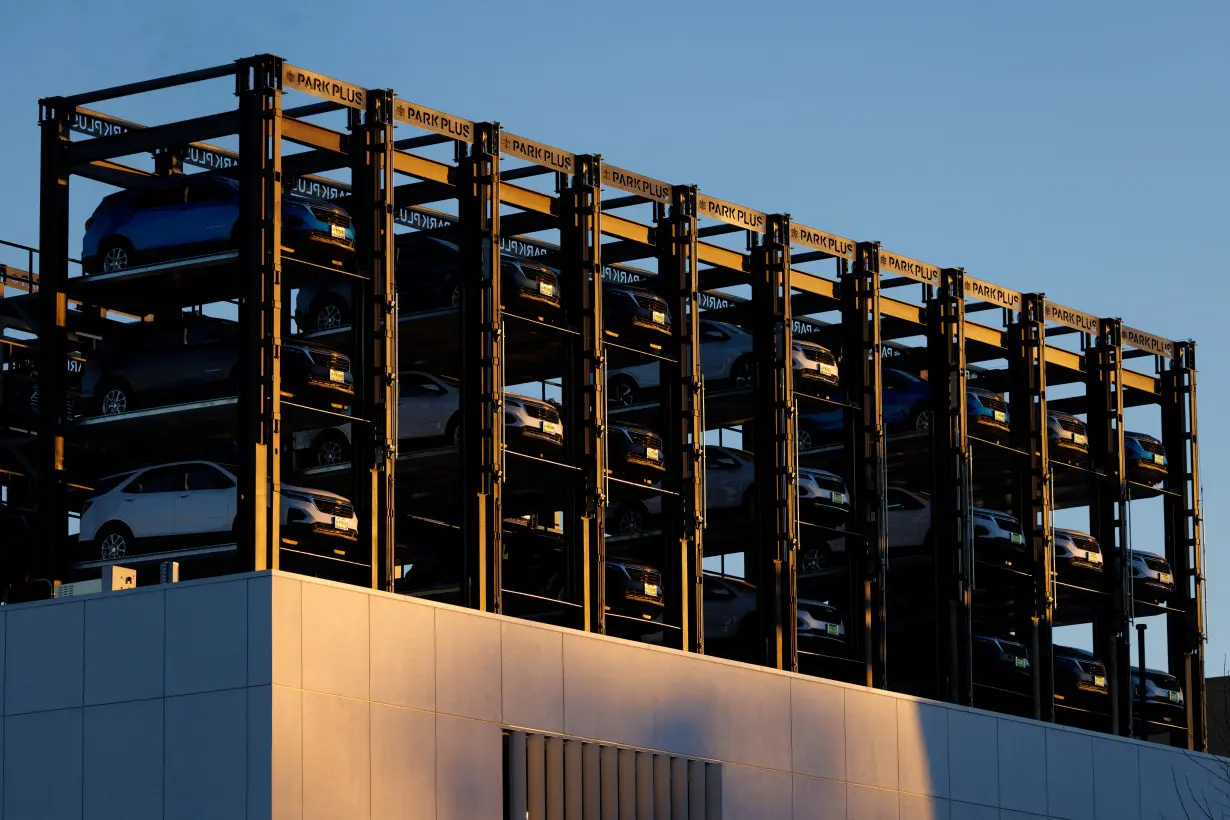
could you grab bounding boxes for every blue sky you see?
[2,1,1226,670]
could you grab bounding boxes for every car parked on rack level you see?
[1053,528,1104,579]
[83,174,354,274]
[80,316,353,416]
[973,634,1032,694]
[1125,431,1167,486]
[703,572,845,652]
[1132,668,1186,728]
[1053,645,1109,711]
[603,283,672,345]
[1048,411,1089,464]
[1131,550,1175,604]
[79,461,357,561]
[884,487,1024,567]
[608,422,665,483]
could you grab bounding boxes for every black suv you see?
[608,423,666,483]
[603,283,672,344]
[81,316,353,416]
[294,234,561,331]
[1132,668,1186,728]
[973,635,1032,695]
[605,557,665,620]
[1053,645,1108,711]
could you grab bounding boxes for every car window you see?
[186,178,234,204]
[93,472,135,496]
[401,373,443,396]
[886,489,924,511]
[130,181,185,209]
[124,465,185,494]
[699,322,728,343]
[186,464,235,491]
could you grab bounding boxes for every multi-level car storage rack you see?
[0,54,1206,750]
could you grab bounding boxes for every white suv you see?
[79,461,357,560]
[607,320,838,407]
[398,370,563,454]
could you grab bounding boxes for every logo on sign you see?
[964,278,1020,311]
[291,178,346,201]
[698,292,734,311]
[880,253,939,285]
[394,102,472,141]
[1122,327,1173,358]
[501,135,573,173]
[396,208,454,230]
[501,238,548,259]
[284,68,364,108]
[790,224,855,259]
[1045,303,1099,333]
[601,166,670,203]
[71,113,128,138]
[698,197,765,231]
[186,145,237,170]
[601,267,645,284]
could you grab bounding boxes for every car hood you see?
[283,483,350,503]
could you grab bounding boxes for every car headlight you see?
[281,489,314,503]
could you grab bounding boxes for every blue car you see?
[1125,431,1167,485]
[797,368,1010,450]
[82,174,355,274]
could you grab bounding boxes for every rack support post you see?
[843,242,887,688]
[562,154,607,633]
[459,122,503,613]
[752,214,797,670]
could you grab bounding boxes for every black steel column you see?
[459,122,503,613]
[752,215,797,671]
[35,97,72,586]
[1010,293,1055,722]
[928,267,972,705]
[842,242,887,688]
[561,154,606,633]
[236,56,283,571]
[1163,341,1206,750]
[1088,318,1131,736]
[350,89,397,590]
[657,185,703,652]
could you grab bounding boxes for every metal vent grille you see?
[504,730,722,819]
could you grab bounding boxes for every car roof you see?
[1055,527,1095,540]
[1125,430,1159,441]
[800,466,843,481]
[102,460,226,480]
[703,572,755,591]
[1131,550,1166,560]
[1054,645,1096,659]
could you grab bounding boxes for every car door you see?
[125,180,188,259]
[886,488,930,550]
[398,372,455,442]
[180,321,236,396]
[177,463,235,535]
[705,446,745,511]
[698,321,731,381]
[184,177,239,255]
[119,465,183,539]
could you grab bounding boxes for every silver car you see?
[398,370,563,453]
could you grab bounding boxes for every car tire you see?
[800,543,833,573]
[97,380,135,416]
[97,237,134,275]
[731,355,757,390]
[608,375,638,408]
[311,295,350,331]
[610,502,649,537]
[96,523,133,560]
[912,408,932,434]
[313,430,351,467]
[798,421,816,452]
[446,415,461,448]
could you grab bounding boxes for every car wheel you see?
[446,415,462,448]
[99,239,133,274]
[450,283,462,309]
[97,524,133,560]
[732,356,757,390]
[313,296,350,331]
[313,431,350,467]
[610,502,648,537]
[609,376,637,408]
[913,408,932,434]
[99,382,133,416]
[800,544,832,573]
[797,423,815,452]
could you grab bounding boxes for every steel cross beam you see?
[752,214,798,671]
[236,56,283,572]
[1087,318,1131,737]
[1010,293,1055,722]
[1163,341,1206,750]
[35,98,72,583]
[560,154,607,633]
[657,185,704,653]
[928,267,973,706]
[349,90,398,590]
[842,242,888,689]
[459,122,503,613]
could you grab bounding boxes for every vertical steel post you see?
[35,97,71,586]
[842,242,887,688]
[236,56,283,571]
[657,185,703,652]
[1088,318,1131,736]
[459,122,503,612]
[1010,293,1055,722]
[1163,341,1206,750]
[752,215,797,670]
[928,267,972,705]
[350,89,397,590]
[561,154,606,632]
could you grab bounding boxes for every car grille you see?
[1142,555,1171,574]
[526,269,557,288]
[800,345,837,366]
[310,207,351,229]
[1079,659,1107,678]
[975,392,1008,413]
[626,428,662,451]
[807,474,847,495]
[1055,415,1085,434]
[624,566,662,593]
[312,351,350,373]
[522,402,560,424]
[312,495,354,518]
[635,293,670,315]
[1068,535,1100,555]
[1133,437,1165,456]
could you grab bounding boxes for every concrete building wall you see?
[0,571,1224,819]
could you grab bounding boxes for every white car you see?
[885,488,1024,566]
[398,370,563,453]
[79,461,357,560]
[606,320,838,407]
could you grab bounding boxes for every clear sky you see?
[2,1,1226,670]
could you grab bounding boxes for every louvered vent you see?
[504,730,723,819]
